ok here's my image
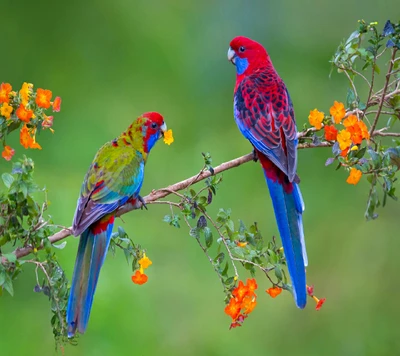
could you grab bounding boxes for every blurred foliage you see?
[1,1,400,355]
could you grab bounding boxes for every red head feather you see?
[228,37,274,85]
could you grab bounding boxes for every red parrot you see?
[227,36,307,308]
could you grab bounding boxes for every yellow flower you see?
[20,82,33,106]
[336,129,352,150]
[163,129,174,145]
[138,253,152,269]
[1,102,13,119]
[308,109,324,130]
[330,101,346,124]
[346,168,362,185]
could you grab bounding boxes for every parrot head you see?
[227,36,270,76]
[139,112,167,153]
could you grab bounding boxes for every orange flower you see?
[20,82,33,106]
[36,88,52,109]
[315,297,326,311]
[358,120,370,140]
[346,168,362,185]
[308,109,324,130]
[224,298,241,320]
[337,129,352,150]
[235,241,247,247]
[0,83,12,104]
[266,286,282,298]
[246,278,258,295]
[324,125,338,141]
[2,146,15,161]
[343,114,358,128]
[52,96,62,112]
[16,103,33,122]
[232,280,249,302]
[242,295,257,314]
[1,102,13,119]
[131,270,148,285]
[138,253,152,269]
[330,101,345,124]
[19,125,42,150]
[347,124,363,144]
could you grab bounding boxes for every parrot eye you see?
[151,122,158,129]
[239,46,245,53]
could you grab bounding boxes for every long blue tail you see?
[265,175,307,309]
[66,215,114,337]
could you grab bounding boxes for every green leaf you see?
[52,242,67,250]
[3,274,14,296]
[189,228,200,239]
[204,227,213,248]
[346,88,356,108]
[214,252,225,264]
[224,277,234,285]
[225,219,234,232]
[274,265,283,280]
[2,173,14,189]
[2,253,16,263]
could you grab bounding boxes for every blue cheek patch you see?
[146,132,159,152]
[235,57,249,75]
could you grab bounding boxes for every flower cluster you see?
[224,278,258,329]
[308,101,369,185]
[131,253,152,285]
[0,82,61,161]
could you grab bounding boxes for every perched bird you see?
[227,37,307,308]
[67,112,167,337]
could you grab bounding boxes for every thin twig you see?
[370,49,398,135]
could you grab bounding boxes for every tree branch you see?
[0,139,362,264]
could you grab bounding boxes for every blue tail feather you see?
[66,219,114,337]
[265,176,307,309]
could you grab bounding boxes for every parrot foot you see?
[252,149,259,162]
[138,195,148,210]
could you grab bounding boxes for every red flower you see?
[131,270,148,285]
[242,296,257,314]
[306,285,314,296]
[36,88,52,109]
[232,280,249,302]
[324,125,338,141]
[246,278,258,295]
[224,298,241,320]
[229,322,242,329]
[52,96,62,112]
[315,298,326,311]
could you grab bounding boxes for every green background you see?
[1,1,400,355]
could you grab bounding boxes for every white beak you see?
[227,47,236,63]
[160,122,167,133]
